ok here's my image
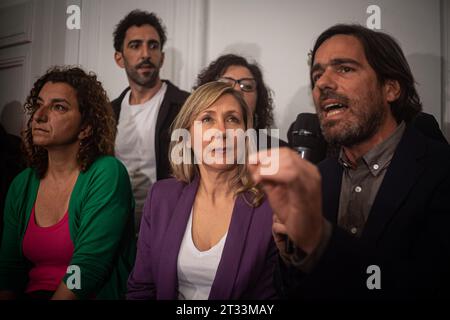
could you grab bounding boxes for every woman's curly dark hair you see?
[194,54,274,130]
[23,66,116,178]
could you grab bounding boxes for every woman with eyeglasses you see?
[127,82,277,300]
[195,54,288,150]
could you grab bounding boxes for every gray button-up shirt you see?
[337,122,406,237]
[289,122,406,272]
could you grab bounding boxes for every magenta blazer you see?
[127,176,278,300]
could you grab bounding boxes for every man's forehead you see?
[125,24,160,41]
[313,34,366,65]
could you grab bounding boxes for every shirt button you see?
[355,186,362,193]
[350,227,358,234]
[373,164,379,170]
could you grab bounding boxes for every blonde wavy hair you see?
[169,81,264,207]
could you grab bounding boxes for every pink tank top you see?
[22,206,74,293]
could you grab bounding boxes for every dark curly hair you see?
[310,24,422,123]
[113,10,167,52]
[194,54,274,130]
[23,66,116,178]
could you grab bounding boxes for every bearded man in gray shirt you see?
[250,24,450,299]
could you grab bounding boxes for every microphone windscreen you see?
[291,113,322,136]
[288,113,327,164]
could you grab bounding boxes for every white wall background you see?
[66,0,206,102]
[0,0,68,135]
[206,0,443,139]
[0,0,448,141]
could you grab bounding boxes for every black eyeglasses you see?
[217,77,257,92]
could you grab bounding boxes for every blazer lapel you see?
[157,176,199,299]
[361,128,427,243]
[111,87,130,121]
[319,158,343,224]
[208,194,254,300]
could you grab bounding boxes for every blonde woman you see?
[127,82,277,300]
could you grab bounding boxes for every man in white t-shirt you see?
[112,10,189,231]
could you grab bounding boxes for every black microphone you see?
[289,113,327,164]
[285,113,326,254]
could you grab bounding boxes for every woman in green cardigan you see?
[0,66,136,300]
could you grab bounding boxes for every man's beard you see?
[318,92,386,147]
[125,58,161,88]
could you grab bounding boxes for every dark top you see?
[277,126,450,299]
[111,80,189,180]
[0,125,25,242]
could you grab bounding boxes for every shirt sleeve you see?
[286,219,333,273]
[63,157,135,299]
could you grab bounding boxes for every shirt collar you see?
[339,121,406,176]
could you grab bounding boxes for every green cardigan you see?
[0,156,136,299]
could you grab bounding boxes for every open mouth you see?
[323,103,348,118]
